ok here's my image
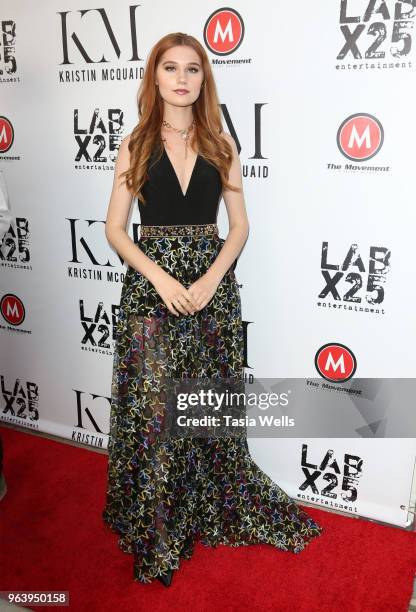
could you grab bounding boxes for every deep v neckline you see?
[162,146,200,198]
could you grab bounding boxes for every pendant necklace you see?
[161,118,195,159]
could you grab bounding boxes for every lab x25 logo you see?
[337,0,416,63]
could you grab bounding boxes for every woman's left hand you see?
[187,272,221,312]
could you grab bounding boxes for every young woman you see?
[102,32,323,588]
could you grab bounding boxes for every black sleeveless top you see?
[139,147,223,225]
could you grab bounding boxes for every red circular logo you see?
[0,116,14,153]
[337,113,383,161]
[203,8,245,55]
[1,294,25,326]
[315,343,357,382]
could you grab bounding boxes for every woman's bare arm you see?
[105,134,166,286]
[205,132,249,284]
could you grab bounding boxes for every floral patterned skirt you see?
[102,223,323,583]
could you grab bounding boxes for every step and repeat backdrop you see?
[1,1,415,527]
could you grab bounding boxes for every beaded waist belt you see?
[139,223,219,238]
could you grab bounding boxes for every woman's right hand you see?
[152,271,200,316]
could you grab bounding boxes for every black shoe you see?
[157,568,174,587]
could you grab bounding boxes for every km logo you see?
[58,5,142,64]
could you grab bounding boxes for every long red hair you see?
[121,32,241,205]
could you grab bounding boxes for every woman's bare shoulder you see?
[221,131,236,144]
[117,133,132,161]
[221,131,238,153]
[121,132,132,148]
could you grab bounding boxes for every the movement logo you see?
[203,8,244,55]
[314,342,357,382]
[1,293,26,326]
[337,113,383,161]
[0,116,14,153]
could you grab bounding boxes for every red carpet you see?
[0,425,415,612]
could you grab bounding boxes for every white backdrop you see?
[1,0,415,527]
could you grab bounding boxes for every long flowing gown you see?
[102,144,323,583]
